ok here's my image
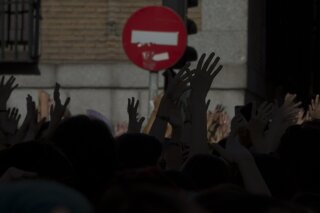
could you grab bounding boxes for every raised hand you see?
[207,104,224,129]
[280,93,302,123]
[0,107,21,135]
[0,76,19,110]
[157,63,191,119]
[309,94,320,120]
[207,105,230,143]
[263,93,301,153]
[165,63,192,100]
[0,107,21,146]
[127,97,145,133]
[42,83,70,139]
[190,52,223,98]
[189,52,223,154]
[247,102,273,153]
[50,83,70,125]
[25,95,46,141]
[149,63,192,142]
[114,122,128,137]
[212,118,271,196]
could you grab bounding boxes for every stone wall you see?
[6,0,248,126]
[41,0,201,62]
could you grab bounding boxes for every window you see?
[0,0,40,73]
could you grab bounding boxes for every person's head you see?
[99,184,205,213]
[52,115,115,173]
[279,125,320,194]
[0,180,93,213]
[182,154,230,191]
[293,192,320,213]
[51,115,116,202]
[115,133,162,170]
[164,170,195,191]
[196,184,305,213]
[0,142,74,183]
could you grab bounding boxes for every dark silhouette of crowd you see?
[1,52,320,213]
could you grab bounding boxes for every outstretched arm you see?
[189,52,223,154]
[0,76,19,133]
[264,94,300,153]
[127,97,145,133]
[149,63,191,143]
[213,114,271,196]
[42,83,70,140]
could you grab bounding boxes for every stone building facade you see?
[6,0,248,125]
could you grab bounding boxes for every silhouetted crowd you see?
[1,52,320,213]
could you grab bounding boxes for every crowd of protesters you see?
[1,52,320,213]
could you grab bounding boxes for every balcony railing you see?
[0,0,40,72]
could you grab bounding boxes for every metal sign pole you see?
[148,71,159,117]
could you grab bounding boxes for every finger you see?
[63,97,71,108]
[180,68,192,81]
[27,94,32,102]
[11,84,19,91]
[208,56,221,74]
[184,65,192,76]
[206,99,211,111]
[217,104,224,112]
[258,101,268,113]
[316,94,319,106]
[210,65,223,79]
[306,111,311,120]
[17,114,21,123]
[31,101,36,111]
[202,52,215,72]
[6,76,15,86]
[196,53,206,73]
[129,97,133,109]
[264,106,273,117]
[127,98,131,111]
[13,108,18,118]
[286,101,302,111]
[9,108,15,118]
[138,117,145,125]
[50,104,54,117]
[265,103,274,112]
[11,108,16,117]
[54,83,61,104]
[311,99,315,109]
[134,99,139,111]
[0,76,4,86]
[285,93,296,102]
[292,101,302,108]
[251,102,257,118]
[260,102,273,116]
[176,62,190,78]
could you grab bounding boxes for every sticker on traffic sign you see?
[122,6,187,71]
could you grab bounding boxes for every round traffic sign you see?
[122,6,187,71]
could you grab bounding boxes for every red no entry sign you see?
[122,6,187,72]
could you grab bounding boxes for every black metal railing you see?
[0,0,40,63]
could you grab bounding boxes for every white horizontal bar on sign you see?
[131,30,179,46]
[153,52,169,61]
